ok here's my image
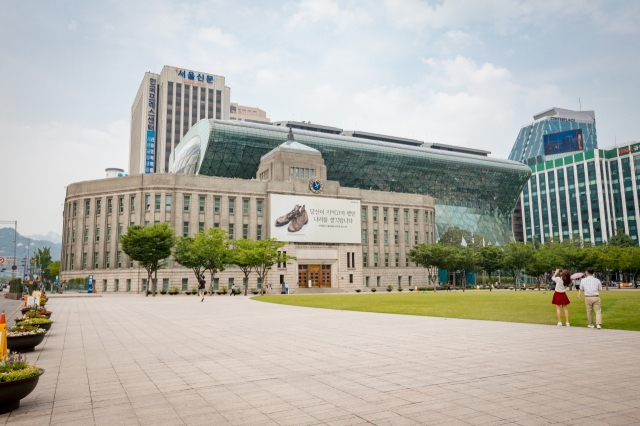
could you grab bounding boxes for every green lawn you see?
[254,290,640,331]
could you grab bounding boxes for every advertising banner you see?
[543,129,584,156]
[269,194,361,244]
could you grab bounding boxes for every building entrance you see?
[298,265,331,288]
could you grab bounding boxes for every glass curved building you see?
[170,119,531,244]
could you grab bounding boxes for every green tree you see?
[474,246,505,291]
[620,246,640,288]
[524,243,555,290]
[32,247,53,281]
[46,260,60,282]
[197,228,231,293]
[409,244,453,291]
[252,239,296,294]
[173,236,206,281]
[609,227,634,248]
[121,223,175,296]
[439,227,486,249]
[503,242,535,289]
[231,238,259,296]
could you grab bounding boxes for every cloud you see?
[445,30,480,45]
[286,0,371,31]
[197,27,238,48]
[67,20,77,31]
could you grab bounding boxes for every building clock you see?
[309,178,323,194]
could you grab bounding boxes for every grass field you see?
[254,290,640,331]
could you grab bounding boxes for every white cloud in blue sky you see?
[0,0,638,235]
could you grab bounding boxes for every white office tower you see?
[129,66,230,175]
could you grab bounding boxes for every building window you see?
[377,276,381,287]
[214,222,219,228]
[73,202,77,217]
[213,278,219,290]
[363,253,368,267]
[414,210,418,223]
[374,253,379,268]
[130,196,136,212]
[404,231,409,246]
[362,230,367,244]
[126,279,131,292]
[257,225,262,240]
[199,222,204,233]
[145,195,151,211]
[243,199,249,215]
[118,224,123,239]
[107,199,112,214]
[72,228,76,243]
[398,276,402,287]
[102,279,107,292]
[405,254,409,267]
[229,198,235,214]
[117,251,122,268]
[164,257,169,268]
[373,208,378,221]
[243,224,248,239]
[347,252,351,268]
[228,224,234,240]
[395,253,399,267]
[404,210,408,224]
[94,200,101,215]
[119,197,124,213]
[257,278,262,289]
[383,209,388,222]
[94,252,99,269]
[415,231,419,245]
[183,221,189,237]
[165,195,172,211]
[394,230,399,245]
[408,276,412,288]
[384,253,389,267]
[95,225,100,242]
[105,252,110,268]
[70,254,74,270]
[384,230,388,245]
[115,279,119,292]
[142,279,147,292]
[82,252,87,270]
[183,195,190,211]
[361,207,367,221]
[349,274,353,283]
[85,200,90,216]
[182,278,188,291]
[366,276,370,287]
[257,200,263,216]
[145,221,149,226]
[84,226,89,243]
[199,196,205,212]
[107,225,111,242]
[155,195,161,210]
[394,209,398,222]
[162,278,169,292]
[373,230,378,244]
[214,198,220,213]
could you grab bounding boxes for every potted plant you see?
[251,289,259,295]
[7,325,47,352]
[191,288,197,295]
[387,285,392,292]
[355,289,361,292]
[398,287,403,292]
[159,290,167,295]
[0,351,44,413]
[16,317,53,332]
[221,286,228,295]
[371,287,377,292]
[184,290,191,295]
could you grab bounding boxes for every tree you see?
[409,244,451,291]
[439,227,486,249]
[46,260,60,282]
[33,247,52,281]
[252,239,296,294]
[609,227,634,248]
[524,243,555,290]
[173,236,206,282]
[503,242,535,289]
[121,223,175,296]
[474,246,505,291]
[620,246,640,288]
[197,228,232,294]
[231,239,259,296]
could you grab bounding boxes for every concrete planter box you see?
[6,293,21,300]
[0,369,44,414]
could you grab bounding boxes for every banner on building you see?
[269,194,361,244]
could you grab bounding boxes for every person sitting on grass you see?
[551,268,571,327]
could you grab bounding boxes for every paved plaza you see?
[3,294,640,426]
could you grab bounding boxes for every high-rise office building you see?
[129,66,230,175]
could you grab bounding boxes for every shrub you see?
[371,287,377,292]
[355,289,361,292]
[386,285,392,292]
[221,286,228,294]
[17,317,52,326]
[9,278,22,294]
[0,352,41,383]
[191,288,197,294]
[252,289,259,295]
[417,287,428,291]
[398,287,403,292]
[160,290,167,295]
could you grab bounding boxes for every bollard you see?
[0,310,6,358]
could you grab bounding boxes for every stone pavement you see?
[3,294,640,426]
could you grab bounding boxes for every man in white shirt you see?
[577,267,603,329]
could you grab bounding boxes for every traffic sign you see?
[30,259,35,264]
[11,265,17,271]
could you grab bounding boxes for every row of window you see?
[98,277,262,293]
[289,167,315,178]
[365,276,414,287]
[69,196,264,217]
[362,229,433,245]
[362,252,412,268]
[362,206,434,225]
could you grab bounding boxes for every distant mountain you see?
[27,232,62,244]
[0,228,61,261]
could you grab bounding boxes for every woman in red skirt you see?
[551,268,571,326]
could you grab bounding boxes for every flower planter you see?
[0,368,44,414]
[17,322,52,331]
[7,333,47,352]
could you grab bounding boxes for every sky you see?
[0,0,639,237]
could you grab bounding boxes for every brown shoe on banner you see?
[275,205,300,227]
[288,205,308,232]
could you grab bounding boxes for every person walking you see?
[551,269,571,327]
[229,282,235,296]
[577,267,603,329]
[198,275,206,302]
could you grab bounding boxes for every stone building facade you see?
[61,140,435,293]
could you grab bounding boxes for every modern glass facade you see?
[521,143,640,245]
[509,108,597,165]
[170,119,530,245]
